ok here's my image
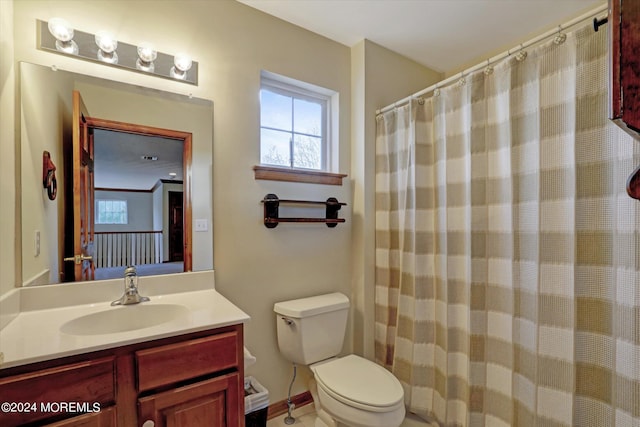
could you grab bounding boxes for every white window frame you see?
[95,199,128,225]
[260,70,337,172]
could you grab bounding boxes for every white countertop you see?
[0,271,250,370]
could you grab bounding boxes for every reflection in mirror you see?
[65,112,192,283]
[20,62,214,286]
[93,129,185,281]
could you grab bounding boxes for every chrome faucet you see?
[111,265,150,306]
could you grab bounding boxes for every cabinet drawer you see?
[136,331,239,392]
[45,406,116,426]
[0,357,115,426]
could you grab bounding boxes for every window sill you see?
[253,165,347,186]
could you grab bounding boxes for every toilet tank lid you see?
[274,293,349,318]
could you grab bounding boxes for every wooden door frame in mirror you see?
[85,116,193,273]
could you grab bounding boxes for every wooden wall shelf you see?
[261,194,346,228]
[253,165,347,186]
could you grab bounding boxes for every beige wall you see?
[3,0,441,404]
[350,40,442,358]
[0,0,16,296]
[19,64,73,286]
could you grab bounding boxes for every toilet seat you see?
[311,354,404,413]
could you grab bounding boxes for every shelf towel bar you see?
[261,193,346,228]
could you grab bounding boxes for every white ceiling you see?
[94,129,184,190]
[237,0,605,73]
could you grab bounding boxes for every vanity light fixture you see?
[95,31,118,64]
[47,17,78,55]
[38,19,199,85]
[136,42,157,72]
[170,53,192,80]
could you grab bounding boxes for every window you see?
[260,72,334,171]
[95,200,128,224]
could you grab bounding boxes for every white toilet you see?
[274,293,405,427]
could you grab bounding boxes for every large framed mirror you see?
[20,62,214,286]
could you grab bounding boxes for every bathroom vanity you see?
[0,271,250,427]
[0,325,242,426]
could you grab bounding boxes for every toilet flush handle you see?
[281,317,294,326]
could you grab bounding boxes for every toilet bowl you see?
[274,293,405,427]
[311,355,405,427]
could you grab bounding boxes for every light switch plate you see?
[195,219,208,232]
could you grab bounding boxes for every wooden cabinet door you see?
[138,373,242,427]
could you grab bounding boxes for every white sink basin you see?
[60,304,189,336]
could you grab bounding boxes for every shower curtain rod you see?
[376,4,608,115]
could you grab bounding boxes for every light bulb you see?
[47,18,78,55]
[95,31,118,64]
[174,53,192,72]
[137,43,157,62]
[136,43,157,72]
[95,31,117,53]
[48,18,73,42]
[170,53,192,80]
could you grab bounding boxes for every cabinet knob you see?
[142,421,155,427]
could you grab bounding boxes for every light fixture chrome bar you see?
[37,20,198,86]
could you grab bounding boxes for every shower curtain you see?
[375,25,639,427]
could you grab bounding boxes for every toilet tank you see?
[274,293,350,365]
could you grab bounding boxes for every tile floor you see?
[266,403,438,427]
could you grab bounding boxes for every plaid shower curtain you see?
[375,24,639,427]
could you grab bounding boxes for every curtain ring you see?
[515,44,528,62]
[457,72,466,87]
[484,59,494,75]
[554,25,567,45]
